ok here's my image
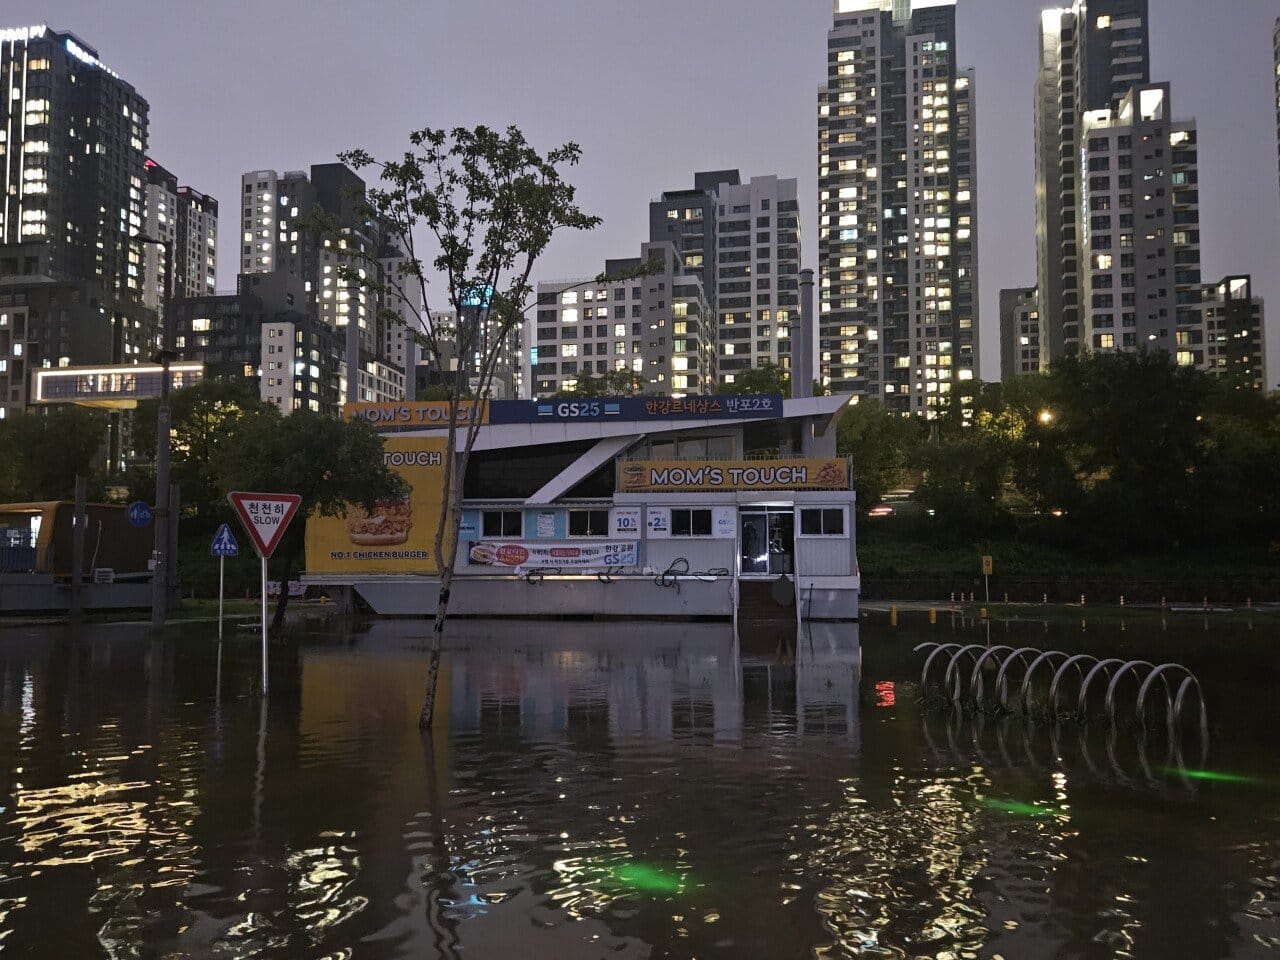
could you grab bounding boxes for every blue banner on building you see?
[487,394,784,425]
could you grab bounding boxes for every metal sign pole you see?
[218,555,225,641]
[260,555,269,694]
[227,492,301,699]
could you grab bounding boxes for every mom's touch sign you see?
[618,459,848,492]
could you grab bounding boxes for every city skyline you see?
[6,0,1280,384]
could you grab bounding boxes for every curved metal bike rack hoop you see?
[1046,654,1102,716]
[1137,663,1209,732]
[1103,660,1156,721]
[1017,650,1074,713]
[992,647,1048,710]
[943,645,992,702]
[967,645,1016,703]
[915,642,962,690]
[1073,658,1128,716]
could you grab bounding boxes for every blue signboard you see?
[209,523,240,558]
[127,501,152,527]
[487,394,784,425]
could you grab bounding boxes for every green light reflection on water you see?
[979,798,1062,818]
[608,862,686,895]
[1165,768,1255,784]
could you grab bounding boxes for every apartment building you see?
[141,159,217,312]
[1035,1,1150,361]
[818,0,979,418]
[1078,82,1201,357]
[999,286,1043,379]
[239,164,406,402]
[532,242,712,397]
[649,171,803,383]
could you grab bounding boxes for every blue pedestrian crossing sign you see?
[210,523,240,558]
[127,501,152,527]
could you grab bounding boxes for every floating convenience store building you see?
[304,394,858,621]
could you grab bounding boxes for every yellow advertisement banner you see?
[306,436,449,574]
[343,401,488,430]
[618,458,848,492]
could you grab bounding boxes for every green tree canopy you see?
[0,407,108,503]
[131,377,263,533]
[211,406,408,627]
[893,352,1280,553]
[835,399,921,516]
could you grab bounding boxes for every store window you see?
[568,509,609,537]
[671,508,713,536]
[799,508,845,536]
[482,510,523,537]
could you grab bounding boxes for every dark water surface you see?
[0,612,1277,958]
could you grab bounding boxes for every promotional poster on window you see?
[466,541,639,570]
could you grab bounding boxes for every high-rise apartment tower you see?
[818,0,979,418]
[1034,1,1150,361]
[142,159,217,312]
[239,164,406,402]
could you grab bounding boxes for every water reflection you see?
[443,621,860,748]
[0,616,1275,958]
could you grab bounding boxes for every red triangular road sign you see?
[227,492,303,558]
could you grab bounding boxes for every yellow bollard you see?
[890,605,898,627]
[929,607,937,624]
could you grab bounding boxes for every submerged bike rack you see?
[913,642,1208,734]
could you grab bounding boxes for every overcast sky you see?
[11,0,1280,383]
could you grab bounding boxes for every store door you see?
[739,508,794,577]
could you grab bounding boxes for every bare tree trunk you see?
[419,368,468,728]
[419,566,453,727]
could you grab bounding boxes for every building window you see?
[482,510,522,538]
[670,508,713,537]
[800,508,846,537]
[568,509,609,537]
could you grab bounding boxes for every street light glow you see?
[1038,410,1053,425]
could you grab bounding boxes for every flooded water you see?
[0,612,1277,958]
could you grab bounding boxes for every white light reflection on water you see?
[805,773,992,959]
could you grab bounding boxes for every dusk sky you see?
[12,0,1280,382]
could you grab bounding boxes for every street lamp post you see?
[133,234,174,628]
